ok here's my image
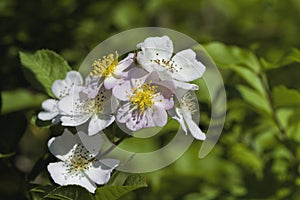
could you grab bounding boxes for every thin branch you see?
[258,72,287,139]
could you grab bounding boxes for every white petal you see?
[116,103,133,123]
[88,114,115,136]
[47,162,68,185]
[47,162,97,193]
[77,131,103,156]
[183,111,206,140]
[99,89,114,115]
[38,99,60,121]
[115,53,134,72]
[48,129,77,161]
[60,114,91,126]
[81,76,103,99]
[104,76,121,90]
[41,99,59,111]
[85,159,118,185]
[171,107,187,133]
[65,174,97,193]
[130,74,149,89]
[171,49,206,82]
[126,111,146,131]
[126,67,148,80]
[112,81,131,101]
[64,71,83,86]
[152,106,168,127]
[173,80,199,90]
[52,71,83,99]
[38,111,59,121]
[58,92,83,115]
[155,95,174,110]
[111,95,119,113]
[154,71,176,97]
[137,36,173,70]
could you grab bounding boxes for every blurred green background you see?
[1,0,300,199]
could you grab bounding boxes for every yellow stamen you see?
[90,51,119,77]
[130,83,158,113]
[65,144,95,178]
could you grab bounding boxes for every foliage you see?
[1,0,300,200]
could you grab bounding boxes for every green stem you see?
[258,72,287,139]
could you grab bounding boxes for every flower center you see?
[64,144,94,178]
[129,82,158,113]
[149,52,183,73]
[90,52,119,78]
[180,93,197,114]
[83,90,107,113]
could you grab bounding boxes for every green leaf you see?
[230,144,263,178]
[237,85,272,116]
[19,49,71,97]
[45,185,94,200]
[230,65,265,95]
[95,174,147,200]
[107,171,129,186]
[30,185,57,200]
[1,89,47,114]
[30,185,57,194]
[272,85,300,108]
[279,48,300,66]
[202,42,261,73]
[262,48,300,69]
[124,174,147,186]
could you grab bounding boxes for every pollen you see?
[130,82,158,113]
[83,90,107,113]
[150,52,183,73]
[90,51,119,78]
[180,93,197,114]
[64,144,94,178]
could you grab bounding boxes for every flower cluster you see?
[39,36,206,192]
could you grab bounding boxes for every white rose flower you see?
[47,129,119,193]
[136,36,206,90]
[38,71,83,123]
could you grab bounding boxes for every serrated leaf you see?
[30,185,57,194]
[107,171,129,186]
[263,48,300,69]
[30,185,57,200]
[230,144,263,177]
[123,174,147,186]
[45,185,94,200]
[237,85,272,116]
[230,65,265,95]
[1,89,46,114]
[202,42,261,73]
[95,174,147,200]
[272,85,300,108]
[19,50,71,97]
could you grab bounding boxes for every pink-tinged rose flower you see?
[113,70,175,131]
